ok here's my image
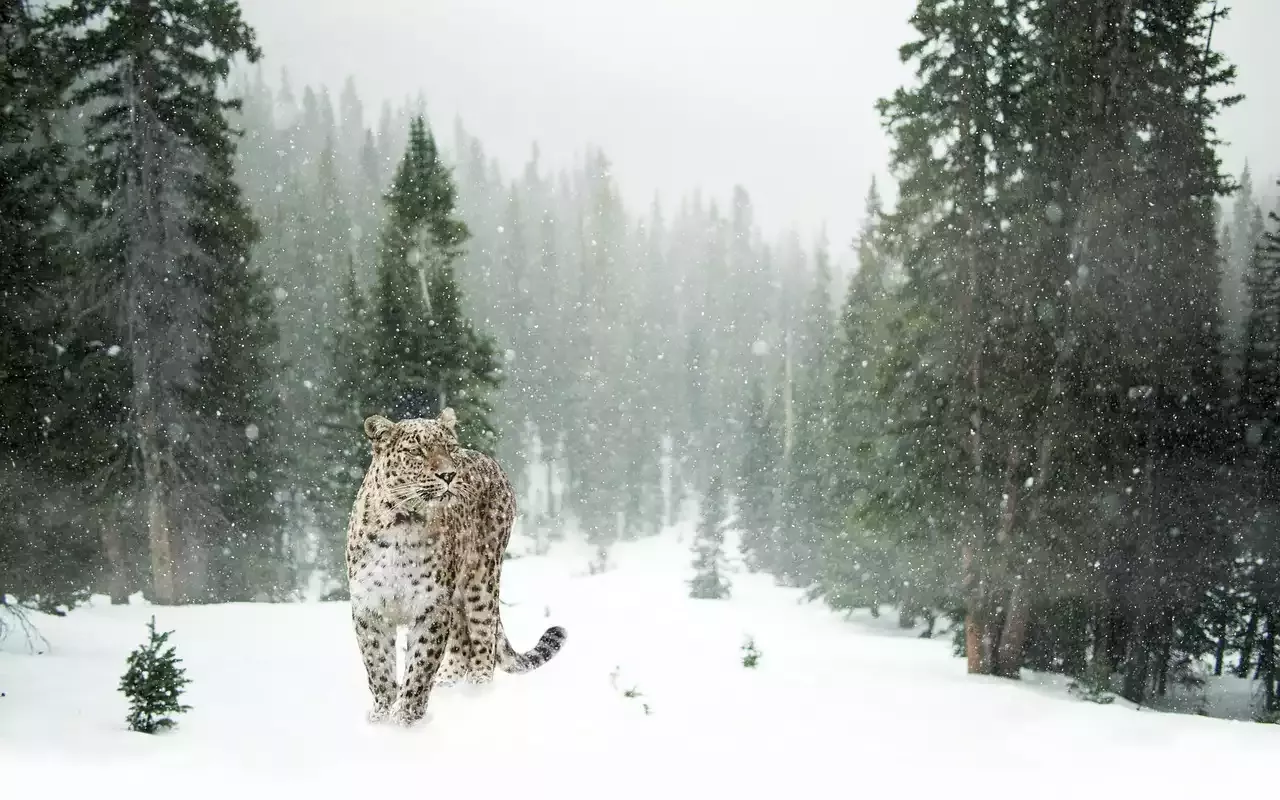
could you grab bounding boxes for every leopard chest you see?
[348,520,455,625]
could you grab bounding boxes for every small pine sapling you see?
[741,636,761,668]
[689,473,732,600]
[120,616,192,733]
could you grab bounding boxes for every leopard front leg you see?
[434,598,471,687]
[351,606,396,723]
[393,603,453,725]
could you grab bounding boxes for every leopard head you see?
[363,407,464,511]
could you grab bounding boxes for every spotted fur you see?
[346,408,567,726]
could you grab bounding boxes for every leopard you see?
[345,407,566,726]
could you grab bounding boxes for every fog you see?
[243,0,1280,251]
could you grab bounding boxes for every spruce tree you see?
[1223,165,1264,354]
[821,177,910,614]
[0,0,102,610]
[315,258,374,596]
[368,115,501,452]
[867,0,1239,687]
[120,616,191,733]
[737,381,782,573]
[689,473,731,600]
[1233,190,1280,704]
[776,233,838,587]
[52,0,281,603]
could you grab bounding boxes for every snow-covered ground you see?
[3,528,1278,799]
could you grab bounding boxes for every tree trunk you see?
[546,434,558,523]
[1156,634,1171,697]
[1236,606,1259,678]
[1120,621,1151,704]
[963,544,998,674]
[992,444,1029,678]
[1259,615,1276,712]
[1213,618,1227,676]
[98,512,131,605]
[139,409,177,605]
[996,580,1032,678]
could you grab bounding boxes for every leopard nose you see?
[438,471,456,485]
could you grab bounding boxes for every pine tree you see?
[0,0,104,610]
[1224,164,1264,352]
[315,258,374,596]
[200,235,284,602]
[868,0,1239,688]
[52,0,280,603]
[777,232,838,587]
[1233,189,1280,706]
[737,381,782,573]
[1239,201,1280,459]
[120,616,192,733]
[689,473,731,600]
[368,115,502,452]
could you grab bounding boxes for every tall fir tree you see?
[52,0,282,603]
[368,115,501,452]
[315,257,374,596]
[737,380,783,574]
[865,0,1239,690]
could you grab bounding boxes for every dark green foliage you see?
[120,616,192,733]
[49,0,281,604]
[741,637,761,669]
[689,473,731,600]
[367,116,501,454]
[0,0,99,610]
[314,260,375,596]
[1067,657,1116,705]
[826,0,1242,694]
[199,245,285,602]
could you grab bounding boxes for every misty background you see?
[238,0,1280,250]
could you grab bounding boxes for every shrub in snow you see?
[609,666,652,715]
[741,636,761,668]
[120,616,191,733]
[1067,658,1115,705]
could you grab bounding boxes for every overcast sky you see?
[239,0,1280,266]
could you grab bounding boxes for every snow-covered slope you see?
[3,530,1277,799]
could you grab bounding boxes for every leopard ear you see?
[364,415,395,443]
[439,406,458,433]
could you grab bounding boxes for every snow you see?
[3,529,1279,799]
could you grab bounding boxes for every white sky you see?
[239,0,1279,265]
